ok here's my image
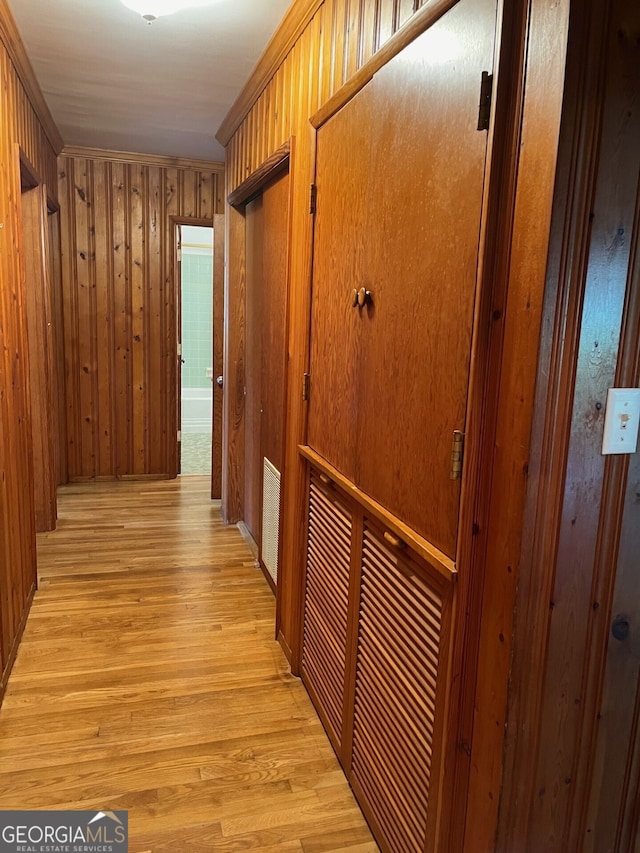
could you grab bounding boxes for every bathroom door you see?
[176,223,183,473]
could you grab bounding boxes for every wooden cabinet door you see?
[301,471,354,753]
[307,85,374,482]
[351,520,453,853]
[357,0,498,558]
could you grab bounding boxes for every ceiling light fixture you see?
[120,0,213,24]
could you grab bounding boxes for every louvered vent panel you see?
[302,473,352,749]
[261,457,281,585]
[352,526,444,853]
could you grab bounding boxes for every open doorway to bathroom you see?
[178,224,214,476]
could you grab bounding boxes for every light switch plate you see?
[601,388,640,455]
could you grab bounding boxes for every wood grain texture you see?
[58,152,224,480]
[0,16,58,700]
[244,194,264,543]
[48,208,68,486]
[356,0,495,557]
[259,171,290,480]
[21,182,57,532]
[222,202,247,523]
[222,0,463,666]
[307,84,371,485]
[243,170,290,553]
[496,1,640,849]
[0,477,377,853]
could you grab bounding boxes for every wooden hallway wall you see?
[497,0,640,848]
[58,149,224,480]
[0,0,62,698]
[218,0,452,651]
[218,0,571,848]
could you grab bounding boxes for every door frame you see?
[170,215,224,494]
[19,148,57,533]
[223,139,293,598]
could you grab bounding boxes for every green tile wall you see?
[181,252,213,389]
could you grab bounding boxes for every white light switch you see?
[601,388,640,455]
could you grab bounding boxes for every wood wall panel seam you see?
[61,146,224,173]
[59,153,224,480]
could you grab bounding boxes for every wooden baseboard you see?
[68,473,175,483]
[0,582,36,706]
[278,630,294,670]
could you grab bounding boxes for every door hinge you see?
[177,342,182,357]
[477,71,493,131]
[177,429,182,442]
[450,430,465,480]
[309,183,317,215]
[303,372,311,401]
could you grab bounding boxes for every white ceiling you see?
[6,0,292,162]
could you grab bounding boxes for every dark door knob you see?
[612,616,630,642]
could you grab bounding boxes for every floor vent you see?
[261,457,281,585]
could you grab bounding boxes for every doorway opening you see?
[178,224,214,476]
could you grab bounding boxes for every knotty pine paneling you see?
[0,24,60,699]
[58,153,224,480]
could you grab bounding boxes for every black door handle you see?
[612,616,630,642]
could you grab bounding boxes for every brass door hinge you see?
[309,183,317,215]
[303,372,311,401]
[450,430,465,480]
[477,71,493,131]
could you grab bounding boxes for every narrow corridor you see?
[0,477,376,852]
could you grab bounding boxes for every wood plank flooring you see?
[0,477,378,853]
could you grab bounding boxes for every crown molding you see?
[216,0,323,147]
[0,0,64,154]
[61,145,225,173]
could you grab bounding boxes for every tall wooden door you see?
[244,170,290,565]
[308,0,497,559]
[22,182,57,532]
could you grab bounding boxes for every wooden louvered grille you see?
[351,526,445,853]
[301,474,352,748]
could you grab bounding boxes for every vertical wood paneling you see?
[59,154,224,480]
[22,184,56,532]
[0,28,58,698]
[496,0,640,850]
[48,209,67,486]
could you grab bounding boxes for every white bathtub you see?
[181,387,213,434]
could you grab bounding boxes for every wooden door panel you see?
[357,0,497,557]
[301,472,353,751]
[260,171,290,476]
[22,184,56,532]
[351,522,452,853]
[307,85,374,482]
[244,195,264,543]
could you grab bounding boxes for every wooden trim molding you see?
[0,0,63,153]
[216,0,323,146]
[0,583,35,707]
[228,141,291,207]
[61,145,225,173]
[310,0,459,129]
[299,445,457,580]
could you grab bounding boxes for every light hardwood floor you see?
[0,477,378,853]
